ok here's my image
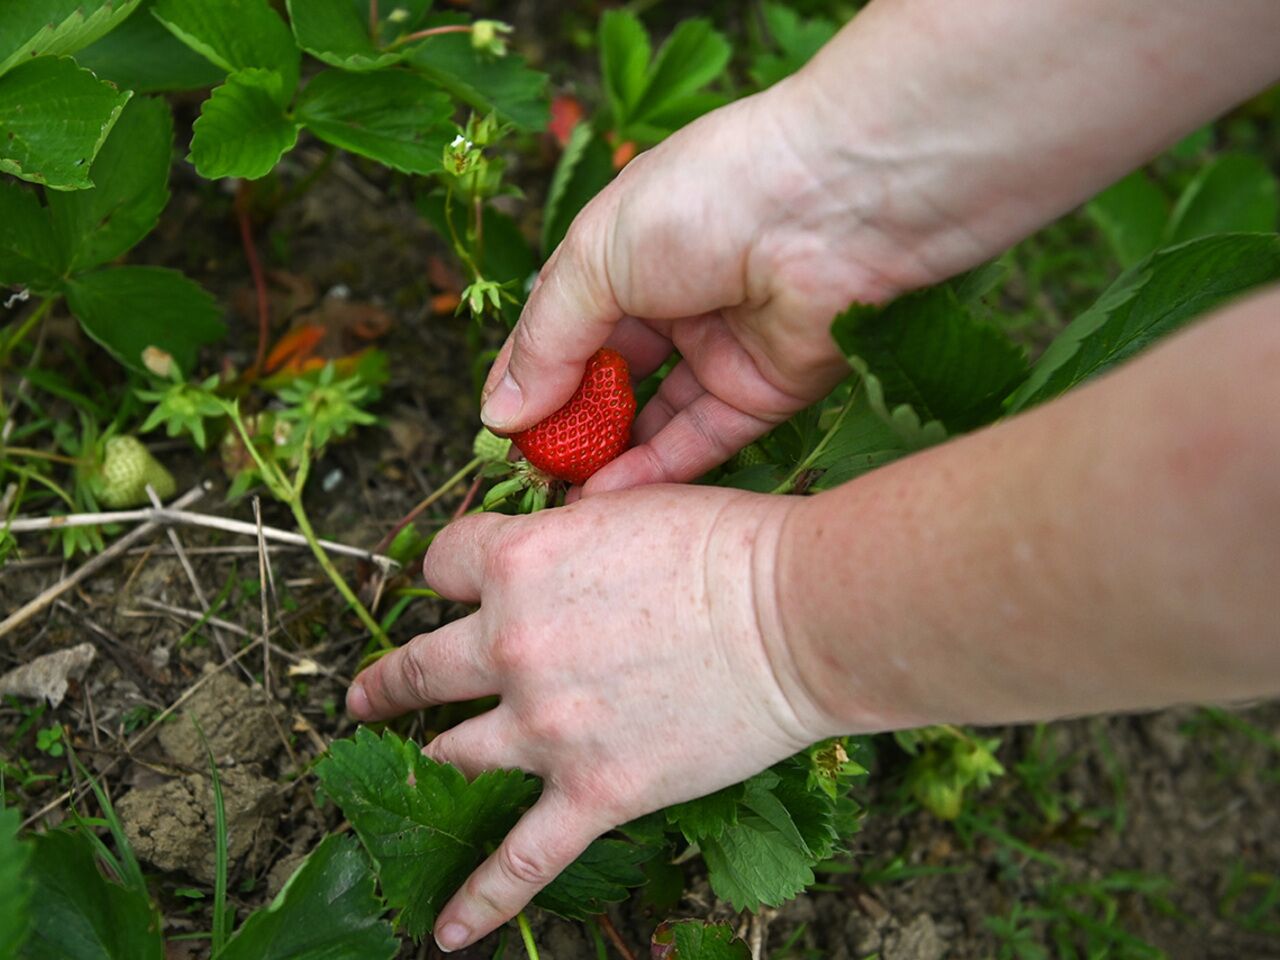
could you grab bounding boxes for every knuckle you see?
[490,626,537,673]
[399,645,435,705]
[486,527,538,584]
[497,840,555,888]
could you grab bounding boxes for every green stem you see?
[290,495,392,650]
[516,911,540,960]
[771,384,860,495]
[1,297,55,366]
[389,23,472,48]
[443,185,482,279]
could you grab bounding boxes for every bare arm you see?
[775,285,1280,736]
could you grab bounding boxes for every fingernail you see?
[480,372,522,430]
[435,923,470,952]
[346,682,370,720]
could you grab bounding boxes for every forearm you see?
[773,285,1280,734]
[783,0,1280,292]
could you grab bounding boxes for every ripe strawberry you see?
[512,348,636,485]
[92,436,176,508]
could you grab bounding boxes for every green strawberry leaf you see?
[189,69,301,180]
[533,838,653,920]
[213,835,398,960]
[0,806,32,960]
[408,17,549,130]
[832,288,1028,432]
[48,95,172,274]
[314,727,539,941]
[1085,170,1169,269]
[153,0,300,99]
[749,2,838,90]
[652,920,750,960]
[0,179,65,293]
[0,56,131,191]
[1166,153,1279,244]
[665,783,745,844]
[540,124,615,256]
[20,829,164,960]
[630,19,730,128]
[285,0,404,71]
[75,0,225,93]
[64,265,225,374]
[0,0,142,78]
[698,813,815,912]
[599,10,651,124]
[1006,233,1280,413]
[296,70,453,175]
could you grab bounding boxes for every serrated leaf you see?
[408,24,549,130]
[599,10,650,123]
[808,370,946,492]
[630,19,730,126]
[1085,170,1169,269]
[296,70,452,175]
[1166,153,1279,244]
[653,920,750,960]
[286,0,403,71]
[0,807,32,960]
[831,288,1027,432]
[314,727,540,941]
[20,829,163,960]
[0,55,131,191]
[1005,233,1280,413]
[0,180,64,292]
[665,783,744,844]
[76,0,224,93]
[48,96,172,273]
[541,125,615,256]
[189,69,300,180]
[64,265,225,373]
[0,0,142,78]
[698,814,815,912]
[214,835,398,960]
[533,838,652,920]
[153,0,299,98]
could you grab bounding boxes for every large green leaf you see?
[153,0,299,98]
[1006,233,1280,413]
[408,19,549,130]
[631,19,730,125]
[314,727,540,941]
[599,10,650,123]
[19,829,163,960]
[285,0,402,71]
[652,921,750,960]
[188,69,300,180]
[749,2,838,90]
[0,0,141,77]
[214,835,398,960]
[1085,170,1169,269]
[831,287,1028,432]
[0,56,131,191]
[0,807,32,960]
[0,180,65,292]
[296,70,453,175]
[64,266,225,374]
[48,96,172,273]
[75,0,224,93]
[533,839,652,920]
[1166,153,1279,244]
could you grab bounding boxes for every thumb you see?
[480,213,622,432]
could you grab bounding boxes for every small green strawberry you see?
[728,442,770,472]
[91,436,176,508]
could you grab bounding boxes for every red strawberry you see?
[512,348,636,485]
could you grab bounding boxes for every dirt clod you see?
[158,667,283,769]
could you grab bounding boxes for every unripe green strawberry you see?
[92,436,176,508]
[472,426,513,464]
[512,348,636,485]
[728,442,769,472]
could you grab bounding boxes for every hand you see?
[346,484,834,951]
[478,75,935,494]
